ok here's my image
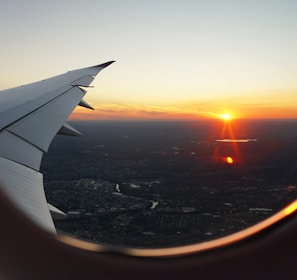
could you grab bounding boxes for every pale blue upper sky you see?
[0,0,296,118]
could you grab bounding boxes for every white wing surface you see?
[0,61,114,233]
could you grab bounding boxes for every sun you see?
[221,113,231,121]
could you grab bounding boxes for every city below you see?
[42,119,297,248]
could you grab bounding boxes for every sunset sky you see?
[0,1,296,120]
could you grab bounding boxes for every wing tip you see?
[95,61,116,69]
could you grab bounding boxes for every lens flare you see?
[226,156,234,164]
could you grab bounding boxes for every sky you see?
[0,0,296,120]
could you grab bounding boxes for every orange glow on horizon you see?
[69,102,297,121]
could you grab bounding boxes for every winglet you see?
[96,61,116,68]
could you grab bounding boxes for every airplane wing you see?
[0,61,114,233]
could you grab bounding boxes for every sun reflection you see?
[283,201,297,216]
[212,113,243,165]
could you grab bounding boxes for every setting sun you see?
[221,113,231,121]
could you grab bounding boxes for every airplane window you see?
[0,1,294,257]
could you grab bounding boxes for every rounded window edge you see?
[56,199,297,258]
